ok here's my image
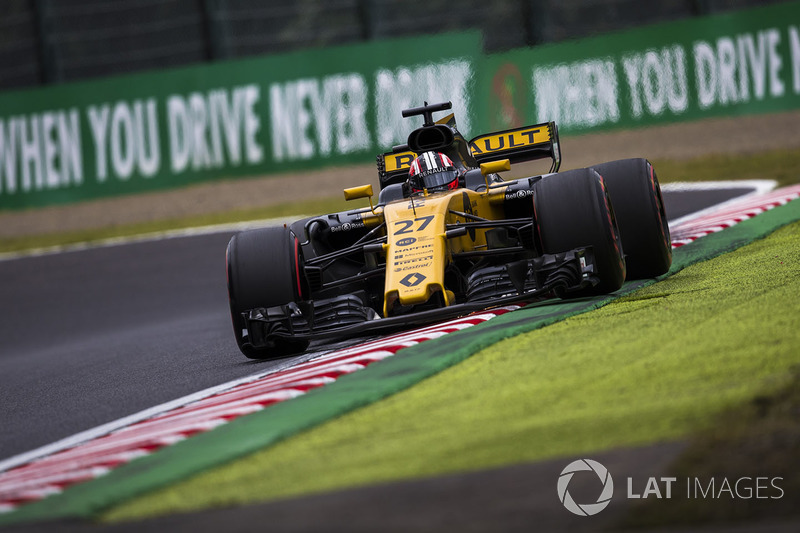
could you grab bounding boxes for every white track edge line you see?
[0,347,333,474]
[0,216,309,262]
[665,180,777,229]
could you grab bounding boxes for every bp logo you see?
[557,459,614,516]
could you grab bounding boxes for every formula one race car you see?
[226,101,671,358]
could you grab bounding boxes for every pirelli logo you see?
[469,127,551,156]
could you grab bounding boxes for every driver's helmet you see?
[408,151,459,193]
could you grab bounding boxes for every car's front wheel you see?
[533,168,626,296]
[226,226,309,358]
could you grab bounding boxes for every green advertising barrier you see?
[2,2,800,210]
[0,33,481,209]
[479,1,800,133]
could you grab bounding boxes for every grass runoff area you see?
[101,211,800,525]
[1,147,800,254]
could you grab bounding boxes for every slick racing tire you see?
[591,158,672,279]
[534,168,625,296]
[226,227,310,359]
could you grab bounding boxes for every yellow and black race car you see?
[226,102,671,358]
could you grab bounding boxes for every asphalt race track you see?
[0,185,755,462]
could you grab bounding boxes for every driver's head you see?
[408,152,459,194]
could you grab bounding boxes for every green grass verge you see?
[0,196,367,254]
[102,220,800,523]
[2,147,798,254]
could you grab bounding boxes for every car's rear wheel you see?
[226,226,309,358]
[591,158,671,279]
[533,168,625,296]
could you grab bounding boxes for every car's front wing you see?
[243,248,596,348]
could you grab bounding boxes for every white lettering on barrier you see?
[189,93,212,170]
[375,61,472,147]
[242,85,262,165]
[375,68,412,148]
[717,37,738,104]
[135,101,159,177]
[0,119,18,194]
[737,33,768,101]
[530,25,798,129]
[694,41,717,109]
[307,79,333,156]
[168,96,190,173]
[0,110,82,195]
[110,101,135,180]
[270,79,313,160]
[19,116,42,192]
[767,29,785,98]
[42,113,59,189]
[169,85,263,174]
[335,75,369,154]
[789,26,800,93]
[694,29,785,109]
[622,45,688,118]
[60,111,83,188]
[88,105,110,181]
[532,59,619,127]
[215,90,242,165]
[270,74,370,162]
[89,100,159,182]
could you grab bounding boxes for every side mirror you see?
[343,184,374,201]
[343,184,376,214]
[479,159,511,189]
[479,159,511,176]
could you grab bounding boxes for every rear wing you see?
[469,121,561,171]
[377,121,561,189]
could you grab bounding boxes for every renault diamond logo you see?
[399,273,426,287]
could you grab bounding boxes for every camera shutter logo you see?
[557,459,614,516]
